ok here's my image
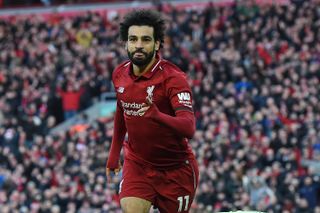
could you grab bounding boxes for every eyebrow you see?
[128,35,153,39]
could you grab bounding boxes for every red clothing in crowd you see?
[57,88,84,111]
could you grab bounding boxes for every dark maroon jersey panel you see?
[112,59,195,169]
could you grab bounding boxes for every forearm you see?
[148,107,195,139]
[107,106,126,169]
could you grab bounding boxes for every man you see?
[106,10,199,213]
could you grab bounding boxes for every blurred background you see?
[0,0,129,8]
[0,0,320,212]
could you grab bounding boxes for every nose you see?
[135,39,143,49]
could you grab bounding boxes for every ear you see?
[125,42,128,50]
[155,41,160,51]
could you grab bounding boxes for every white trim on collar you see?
[151,60,161,72]
[124,62,130,67]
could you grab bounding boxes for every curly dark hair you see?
[119,10,166,49]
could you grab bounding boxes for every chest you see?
[114,74,167,109]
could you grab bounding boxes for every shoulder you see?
[160,60,188,82]
[159,60,191,95]
[112,60,130,82]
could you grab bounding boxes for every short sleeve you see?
[165,72,193,113]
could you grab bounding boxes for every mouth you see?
[134,52,146,58]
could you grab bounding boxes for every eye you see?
[142,37,152,42]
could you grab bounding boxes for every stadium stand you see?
[0,0,132,8]
[0,0,320,212]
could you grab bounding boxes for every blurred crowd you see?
[0,0,129,8]
[1,0,320,212]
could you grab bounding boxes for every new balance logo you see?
[117,87,124,93]
[177,92,191,101]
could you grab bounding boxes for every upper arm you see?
[165,72,193,114]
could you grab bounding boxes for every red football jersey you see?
[112,58,195,169]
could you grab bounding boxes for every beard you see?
[128,47,155,67]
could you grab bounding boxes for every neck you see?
[132,57,157,76]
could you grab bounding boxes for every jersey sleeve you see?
[107,66,127,169]
[165,71,193,113]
